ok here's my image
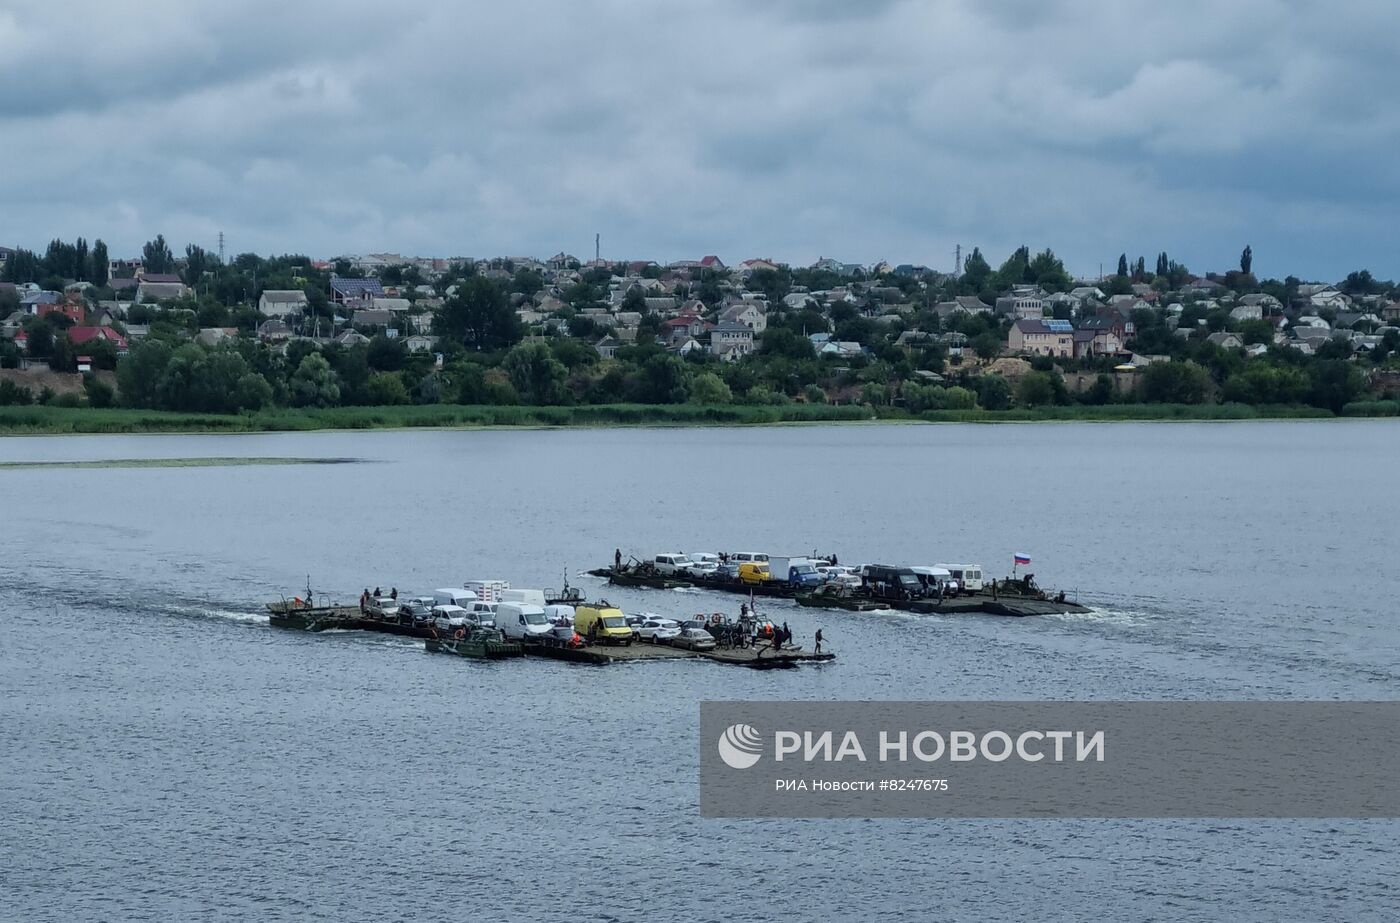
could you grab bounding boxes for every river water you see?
[2,422,1397,921]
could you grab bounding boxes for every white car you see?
[671,627,717,651]
[637,617,681,642]
[683,561,719,578]
[653,553,694,576]
[819,566,862,589]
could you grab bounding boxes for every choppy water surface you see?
[2,422,1397,921]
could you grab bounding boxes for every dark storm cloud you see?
[1,0,1397,278]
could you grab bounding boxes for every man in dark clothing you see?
[781,622,790,647]
[390,587,398,600]
[815,628,823,653]
[615,548,622,570]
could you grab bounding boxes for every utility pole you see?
[217,231,225,265]
[595,233,600,265]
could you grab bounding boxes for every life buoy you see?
[454,628,465,640]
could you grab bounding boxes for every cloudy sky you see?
[2,0,1397,279]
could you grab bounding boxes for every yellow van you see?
[574,605,635,646]
[738,562,771,584]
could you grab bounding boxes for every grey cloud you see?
[1,0,1398,278]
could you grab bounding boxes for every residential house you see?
[739,258,781,274]
[595,336,622,359]
[21,290,60,313]
[995,292,1045,319]
[1184,277,1226,296]
[335,330,371,347]
[259,289,309,317]
[1079,312,1134,344]
[38,301,86,325]
[720,301,767,334]
[404,334,438,353]
[1007,318,1074,358]
[257,319,293,342]
[136,279,187,303]
[109,277,139,295]
[1238,293,1282,313]
[196,327,239,347]
[1205,332,1244,350]
[784,292,818,310]
[661,315,713,347]
[351,308,394,329]
[1229,303,1264,322]
[330,275,385,305]
[1070,286,1106,301]
[1072,326,1124,359]
[698,255,726,272]
[1333,312,1383,331]
[818,340,865,359]
[710,321,754,361]
[66,325,130,355]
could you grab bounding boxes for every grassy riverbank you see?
[1,400,1392,435]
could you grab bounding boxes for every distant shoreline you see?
[1,401,1391,436]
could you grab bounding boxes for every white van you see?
[499,588,547,607]
[463,601,498,628]
[464,580,510,602]
[911,566,954,595]
[434,588,479,608]
[497,602,551,640]
[938,564,984,593]
[432,604,469,631]
[730,552,770,565]
[653,553,693,576]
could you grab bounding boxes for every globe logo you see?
[717,723,763,770]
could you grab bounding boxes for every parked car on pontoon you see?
[672,626,717,651]
[637,616,681,643]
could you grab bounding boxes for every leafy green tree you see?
[1117,254,1129,278]
[290,352,342,407]
[626,354,689,403]
[961,247,992,292]
[1141,360,1211,404]
[1240,245,1253,275]
[688,371,732,404]
[759,327,815,360]
[4,247,42,283]
[234,373,274,411]
[1028,248,1071,291]
[1016,371,1060,407]
[90,239,109,287]
[367,335,407,372]
[860,382,890,406]
[622,288,648,313]
[977,374,1012,410]
[0,379,34,405]
[1307,359,1364,413]
[183,244,213,287]
[366,372,410,405]
[434,277,523,351]
[116,339,174,407]
[142,235,175,274]
[502,341,568,404]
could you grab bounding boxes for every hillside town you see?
[1,238,1398,415]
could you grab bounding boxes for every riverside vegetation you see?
[2,238,1398,433]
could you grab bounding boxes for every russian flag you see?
[1014,553,1031,566]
